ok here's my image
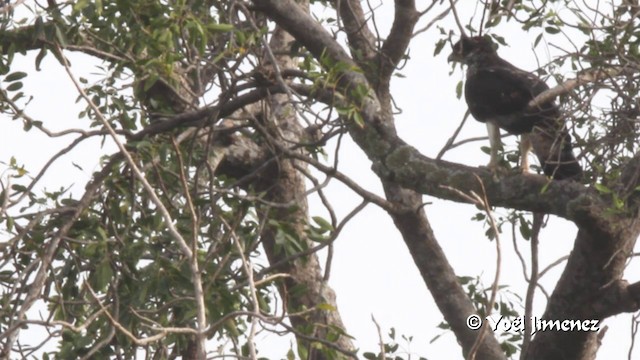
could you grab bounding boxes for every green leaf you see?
[94,260,113,292]
[54,24,68,47]
[35,47,48,71]
[6,82,22,91]
[33,16,45,41]
[207,23,235,32]
[594,183,612,194]
[286,349,295,360]
[316,303,336,311]
[11,91,24,102]
[143,74,159,92]
[540,181,551,194]
[312,216,333,232]
[5,216,14,231]
[11,183,28,192]
[73,0,89,13]
[433,39,446,56]
[519,218,531,240]
[363,352,377,360]
[613,195,625,210]
[4,71,27,82]
[352,111,364,128]
[96,227,108,242]
[545,26,560,34]
[534,33,543,47]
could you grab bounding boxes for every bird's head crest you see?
[447,36,497,64]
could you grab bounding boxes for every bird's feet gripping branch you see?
[448,35,582,181]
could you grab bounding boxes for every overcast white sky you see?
[1,1,639,359]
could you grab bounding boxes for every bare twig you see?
[414,2,454,38]
[441,176,502,360]
[449,0,466,37]
[85,282,198,345]
[539,255,570,278]
[521,213,543,359]
[170,137,208,355]
[3,307,108,334]
[5,131,113,208]
[629,312,640,360]
[283,146,397,213]
[222,215,259,360]
[254,199,368,278]
[372,315,387,360]
[436,110,471,160]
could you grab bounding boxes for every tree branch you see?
[252,0,354,66]
[377,0,419,83]
[331,0,378,65]
[376,143,614,232]
[131,83,336,140]
[381,182,507,359]
[0,23,126,63]
[528,67,626,109]
[593,279,640,318]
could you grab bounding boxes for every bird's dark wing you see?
[465,66,556,134]
[466,66,582,179]
[529,124,582,180]
[450,35,582,180]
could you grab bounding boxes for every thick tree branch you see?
[131,83,335,140]
[331,0,377,65]
[594,279,640,318]
[252,0,354,66]
[249,18,355,358]
[0,23,125,63]
[376,143,616,234]
[377,0,419,83]
[618,151,640,211]
[251,0,386,125]
[525,222,640,359]
[131,86,277,140]
[382,183,507,360]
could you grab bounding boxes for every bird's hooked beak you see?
[447,52,462,63]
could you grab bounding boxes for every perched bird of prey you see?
[448,36,582,180]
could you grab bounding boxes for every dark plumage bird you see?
[448,36,582,180]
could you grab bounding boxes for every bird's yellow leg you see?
[520,134,532,174]
[486,122,501,171]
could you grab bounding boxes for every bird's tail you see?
[529,123,582,180]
